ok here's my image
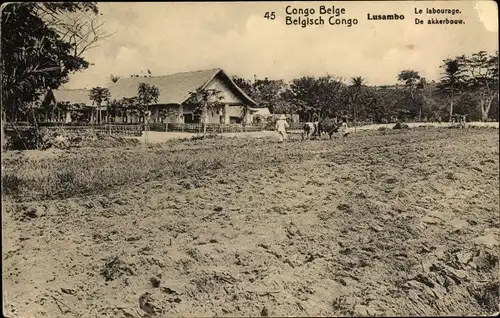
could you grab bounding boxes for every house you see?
[108,68,259,124]
[36,88,111,123]
[44,89,100,123]
[6,89,97,123]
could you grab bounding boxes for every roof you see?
[251,107,271,116]
[108,68,258,106]
[50,89,94,106]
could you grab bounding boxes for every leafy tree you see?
[454,92,482,121]
[136,83,160,140]
[232,76,288,124]
[137,83,160,115]
[158,107,179,123]
[397,70,422,120]
[364,88,387,123]
[187,88,223,135]
[419,81,446,121]
[284,76,315,121]
[286,75,345,121]
[1,3,95,121]
[366,87,406,123]
[68,103,89,122]
[397,70,421,88]
[115,97,140,119]
[273,89,299,119]
[231,76,255,98]
[314,75,345,119]
[89,87,111,124]
[110,84,159,126]
[463,51,499,121]
[32,2,110,58]
[490,95,499,121]
[252,78,286,112]
[1,2,106,149]
[437,57,468,122]
[105,99,120,122]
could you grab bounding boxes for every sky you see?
[64,0,499,89]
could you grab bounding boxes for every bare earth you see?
[2,127,499,317]
[131,122,500,144]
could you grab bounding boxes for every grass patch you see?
[2,127,497,201]
[2,138,279,200]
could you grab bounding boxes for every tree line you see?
[232,50,499,123]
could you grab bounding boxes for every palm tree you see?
[89,87,111,124]
[137,83,159,112]
[109,74,120,83]
[349,76,365,131]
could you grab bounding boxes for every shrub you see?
[265,121,276,131]
[191,132,221,141]
[393,122,409,130]
[149,123,166,132]
[2,174,23,195]
[4,128,43,150]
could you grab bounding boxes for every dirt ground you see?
[2,127,499,317]
[129,122,500,144]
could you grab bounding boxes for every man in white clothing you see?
[275,114,289,142]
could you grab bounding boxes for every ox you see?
[301,118,349,141]
[320,118,350,139]
[301,121,323,140]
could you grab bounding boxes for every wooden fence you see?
[162,123,269,133]
[43,124,143,137]
[3,123,143,137]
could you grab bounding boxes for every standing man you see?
[276,114,289,142]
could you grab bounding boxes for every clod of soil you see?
[150,276,161,288]
[100,256,135,281]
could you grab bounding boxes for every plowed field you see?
[2,127,499,317]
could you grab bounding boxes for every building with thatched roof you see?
[38,68,268,125]
[108,68,260,124]
[41,88,102,123]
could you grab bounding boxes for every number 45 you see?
[264,12,275,20]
